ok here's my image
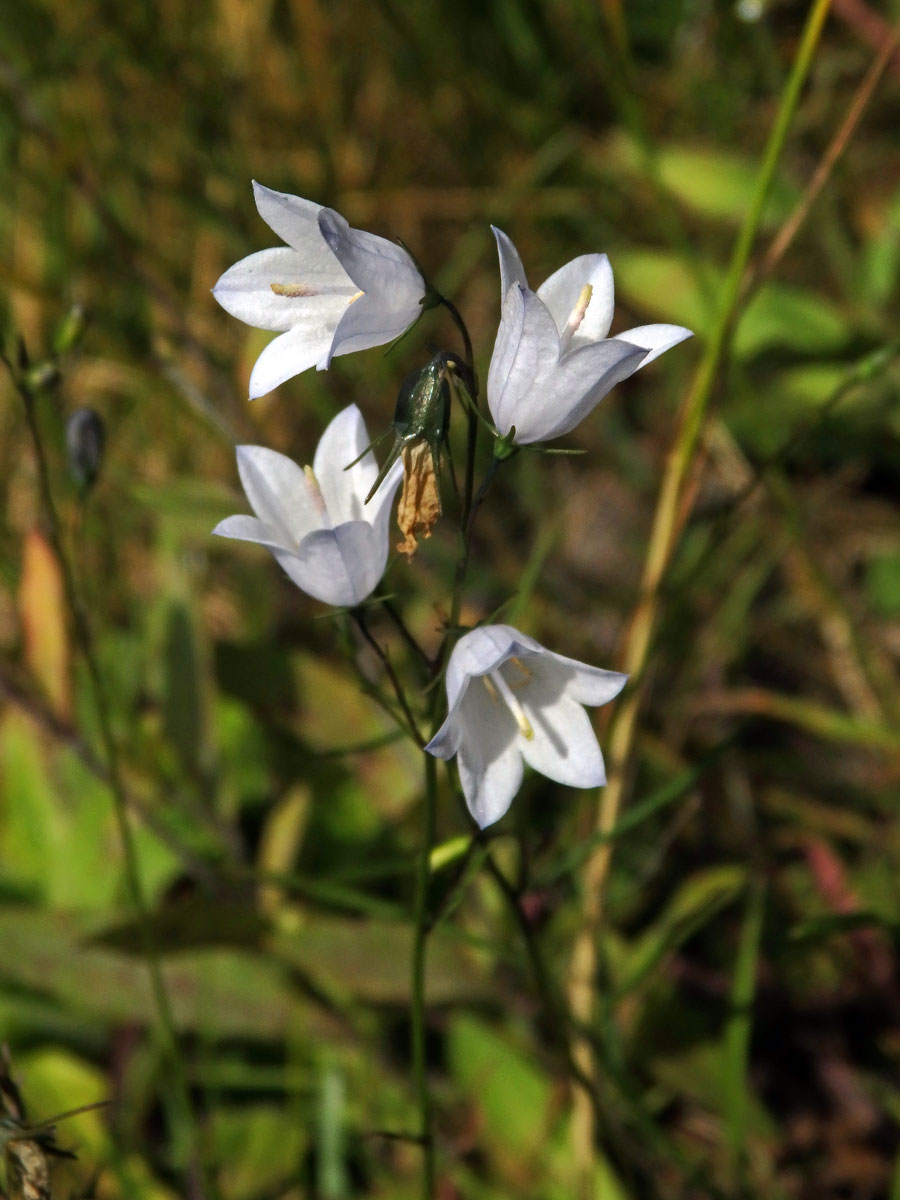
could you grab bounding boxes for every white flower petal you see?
[216,185,429,390]
[487,287,560,438]
[459,735,524,829]
[486,235,693,445]
[425,625,624,825]
[511,338,645,444]
[252,182,326,252]
[212,514,284,549]
[486,286,527,431]
[247,325,337,399]
[521,692,606,788]
[235,445,324,543]
[313,404,375,521]
[278,522,380,607]
[614,323,694,366]
[213,247,349,333]
[452,676,522,828]
[442,625,542,716]
[317,209,425,364]
[425,712,464,761]
[308,404,404,531]
[216,407,394,607]
[554,659,628,707]
[318,209,423,296]
[325,290,422,365]
[491,226,529,301]
[536,253,615,342]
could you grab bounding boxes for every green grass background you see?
[2,1,900,1197]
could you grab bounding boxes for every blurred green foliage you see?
[2,0,900,1197]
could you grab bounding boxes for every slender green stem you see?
[378,594,432,668]
[7,353,204,1189]
[439,294,475,382]
[465,457,502,544]
[353,610,425,745]
[438,296,481,536]
[484,853,589,1085]
[406,296,485,1198]
[484,849,732,1199]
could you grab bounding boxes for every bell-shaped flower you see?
[213,405,402,607]
[213,183,427,398]
[487,227,692,445]
[425,624,627,828]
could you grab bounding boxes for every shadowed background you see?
[2,1,900,1197]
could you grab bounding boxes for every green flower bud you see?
[363,351,455,505]
[52,304,88,356]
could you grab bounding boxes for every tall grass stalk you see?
[565,0,834,1187]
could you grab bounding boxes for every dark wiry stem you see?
[4,348,206,1192]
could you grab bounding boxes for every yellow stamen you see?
[487,669,534,740]
[270,282,317,297]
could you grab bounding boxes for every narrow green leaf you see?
[616,865,747,995]
[723,880,766,1187]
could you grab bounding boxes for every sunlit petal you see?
[536,253,615,342]
[426,625,624,827]
[214,184,425,394]
[214,408,398,608]
[614,322,694,366]
[486,231,692,445]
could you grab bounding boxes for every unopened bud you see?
[392,352,452,448]
[66,407,105,491]
[52,304,88,355]
[24,361,60,391]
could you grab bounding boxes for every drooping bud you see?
[385,352,453,556]
[65,407,105,492]
[395,352,452,444]
[355,352,456,556]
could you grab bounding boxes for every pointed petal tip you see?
[316,207,342,244]
[618,323,694,366]
[251,179,273,209]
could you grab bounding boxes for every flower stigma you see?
[481,667,535,741]
[561,283,593,349]
[303,465,328,519]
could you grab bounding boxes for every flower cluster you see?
[213,184,691,825]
